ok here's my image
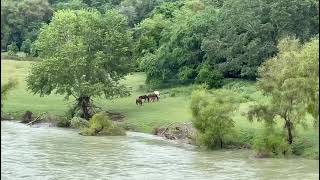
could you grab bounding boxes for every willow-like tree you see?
[27,9,133,119]
[190,88,237,149]
[248,37,319,144]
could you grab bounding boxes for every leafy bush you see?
[7,43,19,55]
[80,113,126,136]
[21,39,32,54]
[291,136,318,159]
[253,127,291,158]
[196,65,224,88]
[236,128,256,147]
[190,88,237,149]
[303,147,319,160]
[70,117,89,129]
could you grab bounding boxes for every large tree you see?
[248,37,319,144]
[190,88,237,149]
[27,9,133,119]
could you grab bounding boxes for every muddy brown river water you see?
[1,121,319,180]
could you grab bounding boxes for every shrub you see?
[291,137,318,159]
[196,65,223,88]
[234,128,256,147]
[190,88,237,149]
[303,147,319,160]
[7,43,19,55]
[21,39,32,54]
[70,117,89,129]
[253,126,291,158]
[80,113,126,136]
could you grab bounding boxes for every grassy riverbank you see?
[1,60,319,159]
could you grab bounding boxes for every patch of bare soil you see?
[153,122,196,145]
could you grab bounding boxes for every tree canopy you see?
[248,37,319,144]
[1,0,52,50]
[26,9,133,119]
[135,0,319,87]
[2,0,319,88]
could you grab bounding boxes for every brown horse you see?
[136,98,143,106]
[139,95,149,102]
[148,93,159,102]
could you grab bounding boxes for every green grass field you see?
[1,60,319,158]
[1,60,263,133]
[1,60,193,132]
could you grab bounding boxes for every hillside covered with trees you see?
[2,0,319,87]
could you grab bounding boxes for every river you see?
[1,121,319,180]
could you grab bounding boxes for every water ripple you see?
[1,121,319,180]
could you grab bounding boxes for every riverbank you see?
[1,60,319,159]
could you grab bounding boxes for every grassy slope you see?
[1,60,319,158]
[1,60,263,133]
[1,60,192,132]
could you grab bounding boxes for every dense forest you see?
[2,0,319,88]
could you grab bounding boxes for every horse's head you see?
[154,91,160,97]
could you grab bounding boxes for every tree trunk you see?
[78,96,92,120]
[220,138,223,149]
[287,126,293,144]
[285,120,293,144]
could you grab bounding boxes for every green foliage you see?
[134,14,169,65]
[20,39,32,54]
[196,64,223,88]
[80,113,126,136]
[190,88,237,149]
[249,37,319,145]
[139,1,218,87]
[203,0,319,79]
[253,126,291,158]
[1,79,18,109]
[118,0,167,27]
[70,117,89,129]
[7,43,19,55]
[53,0,89,10]
[26,9,133,118]
[1,0,52,50]
[303,147,319,160]
[138,0,318,88]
